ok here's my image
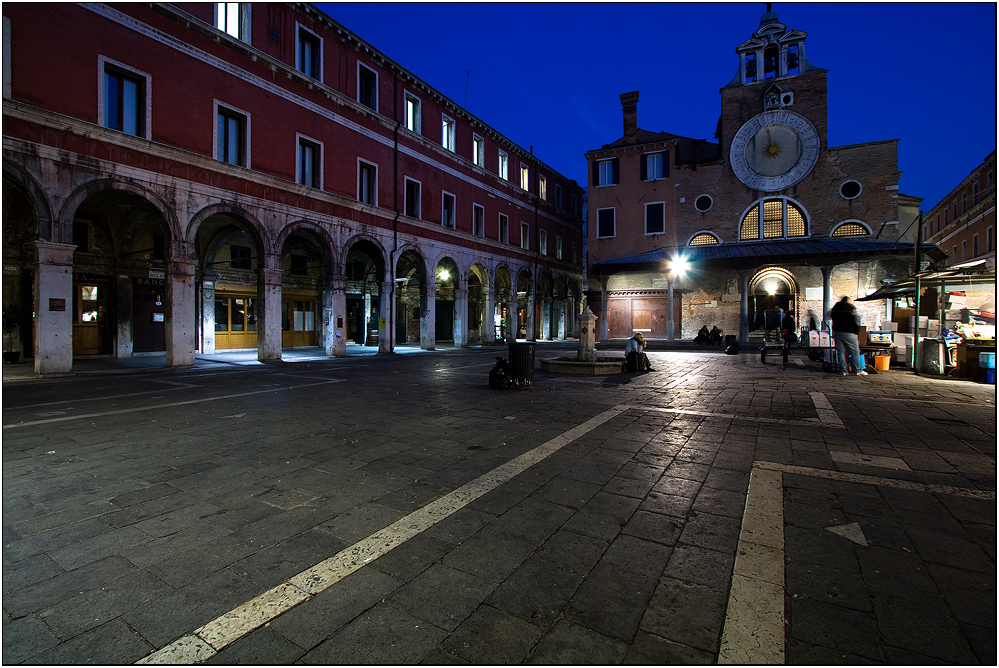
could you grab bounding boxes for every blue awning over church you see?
[592,238,945,272]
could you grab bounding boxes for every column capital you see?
[35,241,75,265]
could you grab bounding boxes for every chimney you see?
[621,91,639,145]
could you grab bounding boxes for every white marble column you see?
[331,275,347,357]
[258,267,282,362]
[165,258,197,368]
[115,274,133,359]
[421,283,436,350]
[379,280,392,353]
[455,284,468,347]
[33,241,75,375]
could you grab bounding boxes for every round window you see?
[694,195,713,212]
[840,180,862,199]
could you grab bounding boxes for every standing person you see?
[830,296,867,376]
[625,332,655,372]
[780,309,797,347]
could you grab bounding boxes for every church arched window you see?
[739,198,809,240]
[831,221,871,237]
[689,232,720,246]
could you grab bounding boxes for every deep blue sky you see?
[318,2,996,211]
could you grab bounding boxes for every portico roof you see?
[592,238,946,274]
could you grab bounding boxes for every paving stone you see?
[676,511,740,553]
[530,476,602,509]
[232,529,347,590]
[27,617,153,665]
[301,603,448,664]
[388,563,496,632]
[205,625,306,664]
[489,497,573,544]
[651,475,702,497]
[960,621,998,665]
[565,560,659,642]
[3,555,137,619]
[441,530,536,583]
[531,529,607,575]
[624,630,715,664]
[788,594,885,661]
[787,637,886,665]
[3,517,114,563]
[440,604,543,663]
[639,577,728,653]
[662,544,733,590]
[527,619,628,664]
[1,615,61,663]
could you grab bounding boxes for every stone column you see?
[578,307,597,362]
[526,291,536,341]
[739,272,750,343]
[421,283,436,350]
[560,298,570,340]
[331,275,347,357]
[166,258,197,368]
[542,297,553,340]
[666,278,676,341]
[482,284,495,345]
[821,266,833,330]
[455,285,468,347]
[379,280,392,353]
[201,278,216,354]
[258,267,282,362]
[33,241,75,375]
[507,290,518,343]
[599,278,609,341]
[363,291,373,345]
[115,274,133,359]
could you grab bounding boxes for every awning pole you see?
[912,212,923,375]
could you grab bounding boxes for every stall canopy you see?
[857,260,996,302]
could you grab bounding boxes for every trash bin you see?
[873,354,890,371]
[507,342,536,386]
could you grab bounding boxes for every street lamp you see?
[664,253,690,342]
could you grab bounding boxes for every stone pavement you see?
[2,343,996,664]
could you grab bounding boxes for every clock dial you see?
[730,110,819,191]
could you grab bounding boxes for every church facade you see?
[584,7,939,342]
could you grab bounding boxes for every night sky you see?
[317,2,997,212]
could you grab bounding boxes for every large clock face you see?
[730,110,820,191]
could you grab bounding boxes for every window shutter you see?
[612,158,620,184]
[640,155,647,181]
[663,151,670,177]
[592,161,599,186]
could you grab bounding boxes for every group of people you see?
[693,325,724,346]
[622,295,868,377]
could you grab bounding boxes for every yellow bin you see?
[874,355,890,371]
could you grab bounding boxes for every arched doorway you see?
[280,229,328,348]
[395,249,425,346]
[749,267,798,331]
[494,267,512,342]
[467,264,488,346]
[345,240,384,346]
[435,257,458,346]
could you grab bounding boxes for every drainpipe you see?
[912,212,922,374]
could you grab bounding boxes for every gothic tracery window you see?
[739,198,808,240]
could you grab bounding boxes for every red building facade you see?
[2,3,585,373]
[923,151,996,270]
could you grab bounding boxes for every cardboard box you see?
[879,322,899,331]
[808,331,821,347]
[819,332,831,347]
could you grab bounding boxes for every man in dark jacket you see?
[830,296,867,376]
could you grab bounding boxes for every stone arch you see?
[3,160,53,242]
[60,177,180,251]
[395,247,427,346]
[467,262,489,345]
[749,266,800,330]
[188,202,270,259]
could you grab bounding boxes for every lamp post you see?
[663,254,690,342]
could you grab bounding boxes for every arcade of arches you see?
[3,170,581,375]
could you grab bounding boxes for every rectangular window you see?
[961,240,967,261]
[538,175,547,200]
[289,255,308,276]
[571,242,577,263]
[555,184,563,209]
[404,92,421,133]
[472,134,484,167]
[555,235,563,260]
[974,181,980,205]
[498,150,508,179]
[358,161,376,205]
[645,202,665,235]
[520,164,530,191]
[520,222,530,250]
[442,192,455,229]
[472,204,485,237]
[762,199,783,238]
[297,27,321,79]
[642,152,666,181]
[973,233,979,257]
[230,244,252,269]
[405,178,421,218]
[987,226,994,252]
[298,137,321,188]
[216,3,245,40]
[358,63,377,111]
[539,230,548,255]
[104,64,145,137]
[571,194,577,216]
[442,115,455,152]
[962,192,967,214]
[596,158,619,186]
[216,106,246,166]
[499,213,509,243]
[597,208,615,238]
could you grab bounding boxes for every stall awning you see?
[856,260,996,300]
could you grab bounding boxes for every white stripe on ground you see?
[720,458,993,664]
[136,405,628,664]
[638,404,845,428]
[2,379,345,429]
[809,391,844,427]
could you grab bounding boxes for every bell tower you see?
[720,4,829,160]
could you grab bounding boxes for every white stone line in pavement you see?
[756,460,996,500]
[2,379,345,429]
[808,391,845,427]
[636,404,845,429]
[719,466,786,664]
[135,405,629,664]
[829,451,912,471]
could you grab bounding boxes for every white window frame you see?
[295,23,322,81]
[520,163,530,191]
[472,203,485,237]
[442,191,456,229]
[404,177,421,219]
[498,149,509,180]
[296,133,323,189]
[644,201,666,235]
[644,152,665,181]
[597,160,614,186]
[539,229,548,255]
[555,235,563,260]
[472,133,485,167]
[499,213,509,244]
[98,56,152,139]
[520,222,530,250]
[404,91,421,134]
[357,62,378,111]
[216,3,250,43]
[357,159,377,206]
[442,114,455,152]
[538,175,547,200]
[213,99,251,167]
[596,207,616,239]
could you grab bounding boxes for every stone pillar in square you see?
[33,241,75,375]
[166,257,196,368]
